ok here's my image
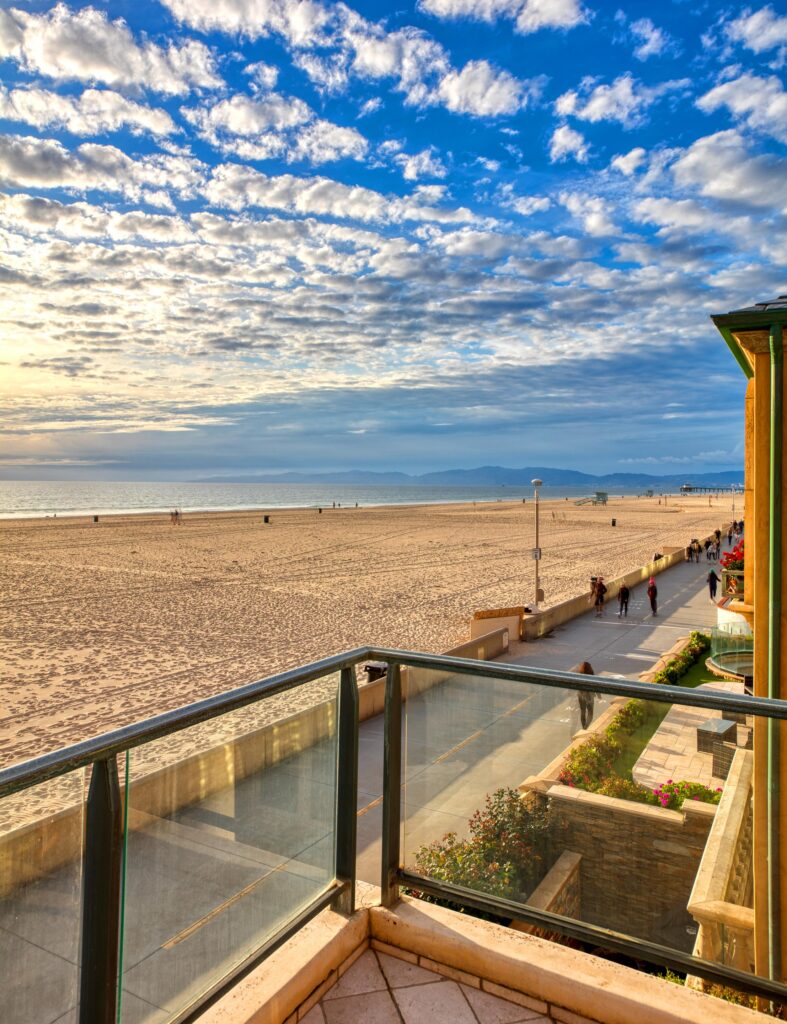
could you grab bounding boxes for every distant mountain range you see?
[194,466,744,490]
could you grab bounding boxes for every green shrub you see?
[607,700,647,736]
[413,788,548,903]
[558,733,619,789]
[651,779,722,810]
[595,776,654,803]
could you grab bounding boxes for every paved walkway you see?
[501,555,720,680]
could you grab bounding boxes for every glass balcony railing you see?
[1,646,786,1024]
[709,624,753,683]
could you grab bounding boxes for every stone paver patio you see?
[311,949,550,1023]
[633,680,747,790]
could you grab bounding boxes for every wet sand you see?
[0,494,734,767]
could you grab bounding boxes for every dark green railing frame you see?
[3,646,787,1019]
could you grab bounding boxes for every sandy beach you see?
[0,494,735,767]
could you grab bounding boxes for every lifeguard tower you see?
[574,490,608,506]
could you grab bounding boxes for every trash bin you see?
[611,518,616,526]
[363,661,388,683]
[93,515,99,523]
[263,515,270,524]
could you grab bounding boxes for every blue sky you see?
[1,0,785,479]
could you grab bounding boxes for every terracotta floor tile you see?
[461,984,549,1023]
[300,1006,326,1024]
[323,950,387,1000]
[393,979,478,1024]
[322,989,402,1024]
[377,950,443,988]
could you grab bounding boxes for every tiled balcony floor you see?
[310,950,550,1023]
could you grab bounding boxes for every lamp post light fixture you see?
[531,478,543,609]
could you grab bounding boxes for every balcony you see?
[0,648,784,1023]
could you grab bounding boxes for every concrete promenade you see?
[503,553,719,679]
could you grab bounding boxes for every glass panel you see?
[0,770,86,1024]
[118,673,339,1023]
[402,667,775,1001]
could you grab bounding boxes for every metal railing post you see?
[333,666,359,916]
[79,756,123,1024]
[381,662,402,906]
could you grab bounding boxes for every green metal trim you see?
[716,324,754,380]
[769,322,783,981]
[399,870,787,1004]
[381,662,402,907]
[712,309,787,330]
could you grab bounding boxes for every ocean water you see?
[0,480,619,519]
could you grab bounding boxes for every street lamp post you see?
[531,478,542,609]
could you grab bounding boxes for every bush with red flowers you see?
[720,539,744,572]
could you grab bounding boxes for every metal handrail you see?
[3,645,787,797]
[5,646,787,1019]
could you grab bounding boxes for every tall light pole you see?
[531,478,542,609]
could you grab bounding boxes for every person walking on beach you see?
[618,583,630,618]
[593,576,607,617]
[707,569,720,601]
[647,576,658,616]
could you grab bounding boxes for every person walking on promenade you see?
[618,583,630,618]
[708,568,720,601]
[594,576,607,617]
[704,539,712,560]
[715,528,722,548]
[727,526,733,546]
[575,661,596,729]
[647,576,658,616]
[693,540,702,562]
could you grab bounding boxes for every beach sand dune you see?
[0,495,734,766]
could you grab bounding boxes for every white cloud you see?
[436,60,540,115]
[610,147,646,175]
[419,0,588,35]
[0,4,221,94]
[697,72,787,143]
[632,196,752,238]
[202,163,478,224]
[629,18,673,61]
[394,147,447,181]
[161,0,331,48]
[671,130,787,212]
[184,94,312,141]
[549,124,588,163]
[727,5,787,54]
[184,93,368,166]
[555,73,690,127]
[162,0,538,120]
[0,86,176,137]
[244,61,279,91]
[511,195,551,215]
[292,51,350,93]
[358,97,383,117]
[0,134,205,202]
[559,192,617,236]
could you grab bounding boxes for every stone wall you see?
[513,850,582,943]
[545,785,715,946]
